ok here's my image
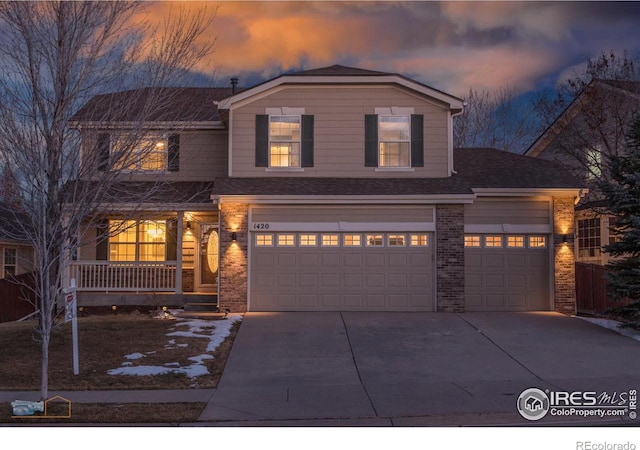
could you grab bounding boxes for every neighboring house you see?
[67,65,582,313]
[0,202,34,279]
[525,79,640,266]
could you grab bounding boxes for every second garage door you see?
[464,234,550,311]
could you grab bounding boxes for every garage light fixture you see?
[561,234,568,244]
[231,232,237,241]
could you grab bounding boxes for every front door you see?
[196,223,219,292]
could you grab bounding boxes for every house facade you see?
[68,65,582,313]
[525,79,640,266]
[0,202,34,280]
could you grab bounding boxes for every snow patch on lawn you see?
[577,316,640,342]
[108,314,242,378]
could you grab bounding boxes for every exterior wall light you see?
[231,232,237,241]
[186,221,192,231]
[562,234,568,244]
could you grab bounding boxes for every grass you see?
[0,312,241,423]
[0,312,241,391]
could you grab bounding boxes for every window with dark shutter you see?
[364,114,378,167]
[410,114,424,167]
[255,115,269,167]
[165,218,177,261]
[95,219,109,260]
[168,134,180,172]
[97,134,110,171]
[301,115,314,167]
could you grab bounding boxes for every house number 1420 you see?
[252,223,270,230]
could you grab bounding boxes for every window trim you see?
[111,134,169,173]
[268,114,302,168]
[343,234,362,247]
[484,235,503,248]
[464,235,481,248]
[378,114,411,169]
[108,220,168,262]
[299,233,318,247]
[365,234,384,247]
[277,233,296,247]
[528,235,547,249]
[410,234,429,247]
[506,235,525,248]
[3,248,17,278]
[321,233,340,247]
[255,234,274,247]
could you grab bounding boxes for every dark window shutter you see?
[165,218,177,261]
[365,114,378,167]
[255,115,269,167]
[411,114,424,167]
[96,219,109,261]
[168,134,180,172]
[97,134,110,171]
[301,115,314,167]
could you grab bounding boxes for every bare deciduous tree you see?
[453,85,539,154]
[0,1,216,400]
[532,50,640,189]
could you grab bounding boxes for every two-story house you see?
[525,79,640,266]
[67,65,582,314]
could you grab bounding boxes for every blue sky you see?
[151,1,640,96]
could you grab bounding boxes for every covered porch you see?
[66,207,220,306]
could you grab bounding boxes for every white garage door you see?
[248,205,435,311]
[250,231,434,311]
[464,234,550,311]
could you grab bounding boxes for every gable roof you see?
[525,79,640,157]
[70,87,237,125]
[217,64,464,112]
[291,64,393,76]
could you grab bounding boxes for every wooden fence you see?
[575,262,630,315]
[0,272,36,323]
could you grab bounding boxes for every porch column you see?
[175,211,183,295]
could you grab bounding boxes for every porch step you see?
[183,301,219,312]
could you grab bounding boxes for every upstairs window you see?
[256,111,314,168]
[98,133,179,172]
[269,116,301,167]
[585,146,602,181]
[365,110,423,168]
[379,116,410,168]
[113,136,167,171]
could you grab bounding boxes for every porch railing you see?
[69,261,177,292]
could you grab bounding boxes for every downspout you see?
[449,104,466,175]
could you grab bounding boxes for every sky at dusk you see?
[143,1,640,98]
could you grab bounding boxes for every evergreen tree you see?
[599,113,640,322]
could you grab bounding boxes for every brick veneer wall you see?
[219,203,248,312]
[553,197,576,314]
[436,204,465,312]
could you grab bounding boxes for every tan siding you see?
[80,130,228,181]
[251,206,434,223]
[464,198,551,225]
[78,223,97,261]
[232,85,450,178]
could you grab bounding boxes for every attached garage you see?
[464,198,552,311]
[464,234,550,311]
[248,205,435,311]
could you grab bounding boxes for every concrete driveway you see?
[199,312,640,426]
